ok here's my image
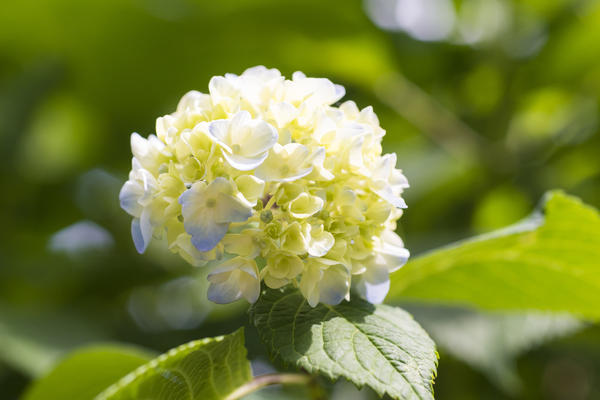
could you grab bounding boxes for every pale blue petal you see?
[318,266,349,306]
[363,279,390,304]
[356,264,391,304]
[139,208,153,246]
[319,285,347,305]
[333,84,346,103]
[131,218,148,254]
[180,182,230,251]
[358,277,390,304]
[189,221,228,252]
[207,280,242,304]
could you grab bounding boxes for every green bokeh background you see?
[1,0,599,399]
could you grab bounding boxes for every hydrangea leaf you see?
[388,191,600,319]
[250,287,438,400]
[96,329,251,400]
[23,345,155,400]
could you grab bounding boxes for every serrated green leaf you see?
[96,328,251,400]
[23,344,155,400]
[389,191,600,319]
[250,287,438,400]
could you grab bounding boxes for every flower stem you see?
[225,373,313,400]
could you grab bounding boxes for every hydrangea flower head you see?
[120,66,409,306]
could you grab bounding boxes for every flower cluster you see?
[120,66,409,307]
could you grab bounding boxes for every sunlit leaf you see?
[389,191,600,319]
[96,329,251,400]
[250,287,438,400]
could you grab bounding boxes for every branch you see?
[225,373,313,400]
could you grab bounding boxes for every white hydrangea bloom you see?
[120,66,410,306]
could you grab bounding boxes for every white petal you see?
[119,180,143,217]
[139,208,154,249]
[289,193,324,219]
[207,273,242,304]
[177,90,210,112]
[348,136,365,171]
[373,153,396,181]
[307,229,334,257]
[239,272,260,303]
[318,265,350,306]
[235,175,265,205]
[241,120,278,157]
[279,168,313,182]
[377,231,410,272]
[284,143,310,167]
[229,110,252,133]
[205,177,233,195]
[270,102,297,127]
[373,182,408,209]
[207,257,260,304]
[130,133,149,160]
[355,265,390,304]
[333,84,346,103]
[208,119,230,144]
[221,150,268,171]
[299,263,322,307]
[214,192,252,224]
[208,76,238,100]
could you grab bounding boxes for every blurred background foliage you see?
[1,0,599,399]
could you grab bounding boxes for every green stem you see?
[264,192,278,210]
[225,373,312,400]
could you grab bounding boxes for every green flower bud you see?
[260,209,273,223]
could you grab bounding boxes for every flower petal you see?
[131,218,149,254]
[289,193,324,219]
[221,149,268,171]
[240,120,278,157]
[214,192,253,223]
[207,257,260,304]
[355,265,390,304]
[235,175,265,205]
[119,180,143,217]
[208,119,231,145]
[208,76,238,102]
[318,264,350,306]
[207,273,242,304]
[307,226,335,257]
